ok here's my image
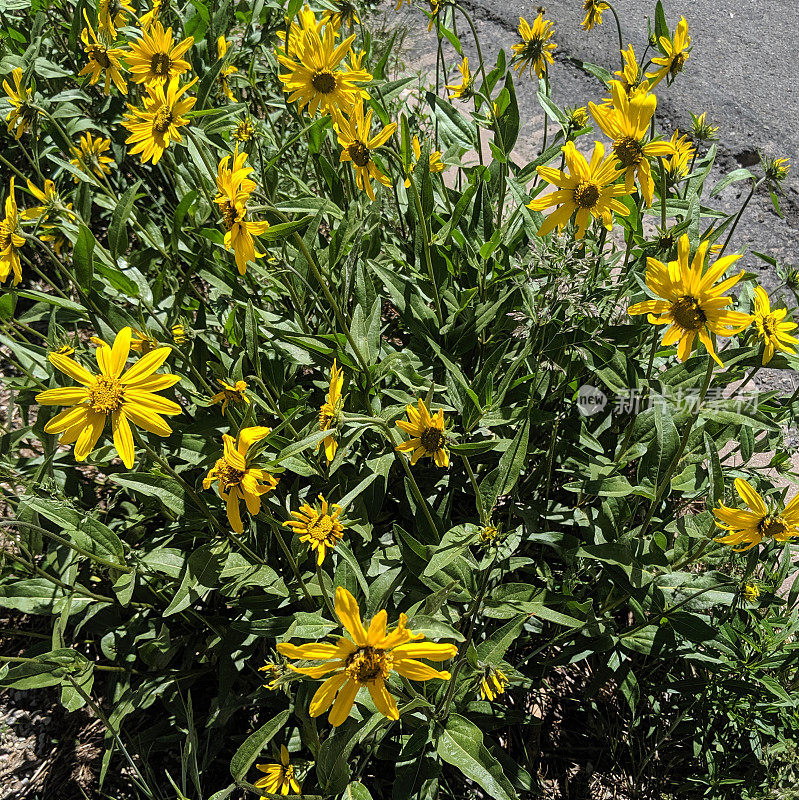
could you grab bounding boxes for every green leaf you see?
[21,496,125,565]
[425,92,478,149]
[109,473,186,517]
[229,709,290,781]
[436,714,518,800]
[108,180,142,263]
[343,782,373,800]
[479,415,530,513]
[73,224,95,289]
[164,541,228,616]
[703,432,723,506]
[423,524,479,577]
[262,216,314,242]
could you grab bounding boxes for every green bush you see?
[0,0,798,797]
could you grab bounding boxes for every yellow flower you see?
[714,478,799,552]
[743,583,760,602]
[35,327,182,468]
[479,524,499,543]
[276,5,328,59]
[203,426,279,533]
[233,117,255,142]
[646,16,690,87]
[98,0,135,40]
[259,661,284,690]
[52,344,76,357]
[210,379,250,413]
[284,494,345,565]
[564,105,588,130]
[214,150,270,274]
[763,156,790,187]
[22,179,73,257]
[446,56,472,100]
[666,129,695,179]
[610,44,650,99]
[276,25,372,117]
[79,10,128,95]
[217,35,238,101]
[138,0,162,32]
[171,323,188,344]
[690,111,718,143]
[751,285,798,365]
[528,141,633,239]
[317,359,343,462]
[254,745,301,795]
[511,14,556,80]
[404,134,444,188]
[580,0,609,31]
[479,667,509,701]
[277,586,457,726]
[122,76,197,165]
[22,179,73,223]
[130,328,159,354]
[627,234,751,365]
[395,398,449,468]
[126,22,194,86]
[589,83,673,207]
[2,68,37,140]
[0,179,24,286]
[70,132,115,181]
[322,0,360,29]
[334,102,396,202]
[424,0,441,32]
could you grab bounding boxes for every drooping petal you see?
[334,586,368,645]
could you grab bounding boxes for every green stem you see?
[316,562,336,618]
[605,2,625,61]
[267,516,315,607]
[408,175,445,328]
[0,520,133,572]
[460,454,487,524]
[717,180,758,258]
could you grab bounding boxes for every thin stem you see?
[316,562,336,618]
[718,180,759,258]
[460,454,487,524]
[267,516,315,607]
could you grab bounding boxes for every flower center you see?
[614,136,643,167]
[307,513,335,542]
[0,225,10,250]
[758,515,787,539]
[520,36,545,61]
[88,44,111,68]
[214,458,245,490]
[760,314,777,338]
[153,106,174,134]
[220,200,238,230]
[420,426,445,453]
[151,52,172,76]
[671,295,706,331]
[311,69,337,94]
[348,142,371,168]
[670,52,688,75]
[345,645,391,684]
[88,375,124,413]
[235,120,254,141]
[573,181,600,209]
